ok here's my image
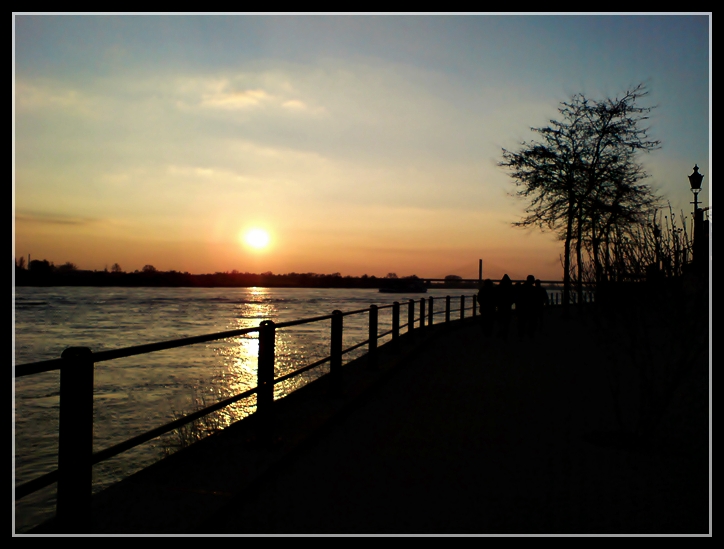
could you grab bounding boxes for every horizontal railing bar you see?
[379,327,394,339]
[342,339,368,355]
[83,327,262,363]
[273,308,439,388]
[15,326,261,375]
[277,303,397,325]
[271,306,436,387]
[15,470,58,501]
[274,314,334,328]
[274,356,331,385]
[17,386,260,498]
[90,386,259,465]
[14,359,65,377]
[339,307,373,317]
[277,312,469,380]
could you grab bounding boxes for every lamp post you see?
[688,164,704,214]
[688,165,705,272]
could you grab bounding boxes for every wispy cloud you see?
[201,87,272,110]
[281,99,307,111]
[15,79,92,115]
[15,211,99,227]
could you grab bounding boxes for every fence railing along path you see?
[15,292,489,532]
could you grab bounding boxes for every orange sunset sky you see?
[13,14,711,281]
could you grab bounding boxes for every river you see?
[13,285,478,533]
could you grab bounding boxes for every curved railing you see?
[14,293,479,530]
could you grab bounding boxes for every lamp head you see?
[688,165,704,193]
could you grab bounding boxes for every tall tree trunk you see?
[575,204,584,306]
[562,193,574,318]
[591,217,602,285]
[604,232,610,282]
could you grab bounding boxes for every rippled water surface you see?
[13,286,474,532]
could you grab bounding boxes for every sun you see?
[243,228,271,250]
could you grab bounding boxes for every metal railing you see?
[14,293,478,531]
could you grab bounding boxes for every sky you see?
[12,13,711,281]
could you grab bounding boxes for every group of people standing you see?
[476,274,548,340]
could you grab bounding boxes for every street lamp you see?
[688,165,706,272]
[688,164,704,213]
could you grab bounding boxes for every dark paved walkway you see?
[32,307,710,535]
[195,309,709,535]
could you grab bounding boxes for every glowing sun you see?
[243,228,271,249]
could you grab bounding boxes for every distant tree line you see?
[13,260,477,289]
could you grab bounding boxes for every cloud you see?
[281,99,307,111]
[166,165,217,178]
[201,88,272,110]
[14,79,89,114]
[14,211,99,227]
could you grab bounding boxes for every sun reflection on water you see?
[208,297,339,427]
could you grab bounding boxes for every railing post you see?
[57,346,94,533]
[460,295,465,320]
[428,296,433,326]
[330,310,343,377]
[368,305,378,368]
[419,298,426,329]
[392,301,400,349]
[257,320,276,437]
[472,294,477,318]
[445,295,451,323]
[408,299,415,334]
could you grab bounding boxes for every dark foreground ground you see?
[29,305,710,536]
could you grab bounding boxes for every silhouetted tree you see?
[575,203,695,283]
[57,261,78,273]
[500,83,661,310]
[29,259,54,274]
[111,263,124,273]
[142,264,157,273]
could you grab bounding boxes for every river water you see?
[13,285,477,533]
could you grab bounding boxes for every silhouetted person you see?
[534,279,548,334]
[517,275,537,338]
[477,278,496,336]
[496,274,514,340]
[512,281,523,336]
